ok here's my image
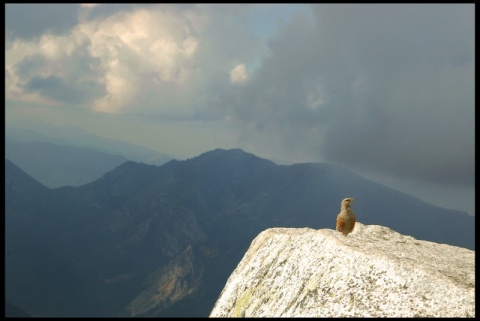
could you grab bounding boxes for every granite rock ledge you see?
[210,223,475,317]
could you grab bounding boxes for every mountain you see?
[6,138,128,188]
[4,149,475,317]
[5,125,174,166]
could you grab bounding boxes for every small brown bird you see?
[336,198,356,236]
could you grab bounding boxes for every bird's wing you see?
[336,215,345,231]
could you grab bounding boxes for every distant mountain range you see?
[5,125,174,187]
[6,125,174,166]
[5,138,127,188]
[5,149,474,317]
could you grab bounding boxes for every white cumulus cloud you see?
[82,8,200,113]
[230,63,248,84]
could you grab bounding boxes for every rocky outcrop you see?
[123,245,205,317]
[210,223,475,317]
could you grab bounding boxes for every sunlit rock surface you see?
[210,223,475,317]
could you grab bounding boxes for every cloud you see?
[24,75,87,104]
[6,33,105,106]
[79,4,99,8]
[230,63,248,84]
[222,4,474,188]
[5,4,79,42]
[75,7,204,114]
[5,4,263,117]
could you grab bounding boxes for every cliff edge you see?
[210,223,474,317]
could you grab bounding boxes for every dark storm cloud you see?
[5,4,79,42]
[83,3,195,21]
[14,54,50,79]
[4,3,195,44]
[224,4,474,188]
[11,39,106,107]
[25,75,88,105]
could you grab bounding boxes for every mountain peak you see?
[195,148,253,158]
[190,148,276,165]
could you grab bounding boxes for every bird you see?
[336,197,356,236]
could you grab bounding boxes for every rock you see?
[209,223,475,317]
[123,245,204,317]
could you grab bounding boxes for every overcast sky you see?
[5,4,475,216]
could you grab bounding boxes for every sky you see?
[5,4,475,216]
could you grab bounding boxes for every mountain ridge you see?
[5,148,474,317]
